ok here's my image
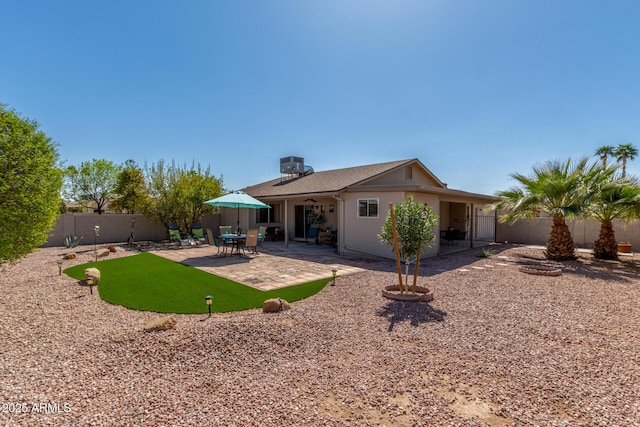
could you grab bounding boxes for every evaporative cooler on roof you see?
[280,156,305,175]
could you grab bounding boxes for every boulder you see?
[108,245,117,252]
[262,298,291,313]
[63,253,77,260]
[96,248,110,258]
[144,316,177,332]
[85,267,101,285]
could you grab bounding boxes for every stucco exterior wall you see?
[339,191,441,260]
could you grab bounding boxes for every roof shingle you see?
[242,159,415,197]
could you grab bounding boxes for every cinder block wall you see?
[43,213,221,247]
[496,217,639,249]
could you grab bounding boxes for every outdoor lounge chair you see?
[168,224,181,242]
[191,223,207,245]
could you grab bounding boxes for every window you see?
[358,199,379,218]
[256,204,280,223]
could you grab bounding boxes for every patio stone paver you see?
[148,241,368,290]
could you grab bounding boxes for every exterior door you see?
[294,205,313,238]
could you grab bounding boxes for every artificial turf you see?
[64,252,330,314]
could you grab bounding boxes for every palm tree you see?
[595,145,615,167]
[613,143,638,177]
[491,157,601,261]
[584,171,640,259]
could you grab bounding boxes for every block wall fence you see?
[43,213,221,247]
[43,213,639,251]
[496,217,640,249]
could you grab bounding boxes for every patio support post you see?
[284,199,289,247]
[470,203,474,249]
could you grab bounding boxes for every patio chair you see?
[243,229,259,254]
[258,226,267,243]
[306,227,320,245]
[168,224,181,242]
[206,228,227,256]
[219,225,234,246]
[191,223,207,245]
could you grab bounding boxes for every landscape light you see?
[57,260,63,275]
[331,269,337,286]
[205,295,213,318]
[93,225,100,259]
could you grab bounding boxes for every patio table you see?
[221,233,247,255]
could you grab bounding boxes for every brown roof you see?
[242,159,438,198]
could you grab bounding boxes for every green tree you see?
[145,160,223,234]
[583,171,640,259]
[379,194,438,292]
[613,143,638,177]
[65,159,121,214]
[112,160,150,245]
[595,145,615,167]
[0,103,63,264]
[491,157,602,261]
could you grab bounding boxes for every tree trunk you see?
[412,253,420,293]
[545,216,576,260]
[593,220,618,259]
[127,214,136,246]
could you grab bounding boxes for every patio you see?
[147,240,372,290]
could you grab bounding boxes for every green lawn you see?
[64,252,329,314]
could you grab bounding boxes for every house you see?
[235,157,497,259]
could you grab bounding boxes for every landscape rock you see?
[2,245,639,426]
[262,298,291,313]
[144,316,177,332]
[108,245,117,252]
[63,252,77,260]
[96,248,110,258]
[84,267,101,285]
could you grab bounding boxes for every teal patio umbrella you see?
[204,191,270,227]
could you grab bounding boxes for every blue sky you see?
[2,0,639,195]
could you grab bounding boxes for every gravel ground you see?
[1,244,639,426]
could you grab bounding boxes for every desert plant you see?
[379,194,438,292]
[64,234,82,248]
[477,247,496,258]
